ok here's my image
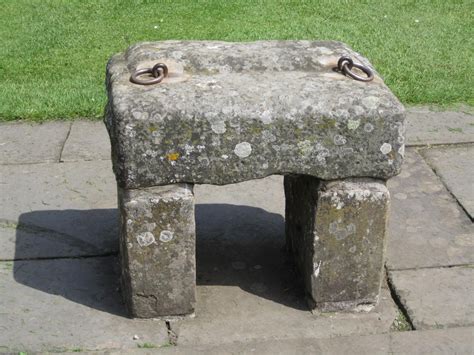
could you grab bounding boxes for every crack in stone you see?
[58,121,73,163]
[165,321,178,346]
[386,270,415,331]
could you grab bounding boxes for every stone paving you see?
[0,107,473,353]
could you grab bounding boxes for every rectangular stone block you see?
[118,184,196,318]
[285,176,389,311]
[105,40,405,188]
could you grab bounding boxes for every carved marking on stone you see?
[159,230,174,243]
[234,142,252,158]
[136,232,156,247]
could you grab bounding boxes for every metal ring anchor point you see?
[337,56,374,82]
[130,63,169,85]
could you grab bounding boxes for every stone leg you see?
[284,176,389,312]
[118,183,196,318]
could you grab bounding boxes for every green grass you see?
[1,0,472,121]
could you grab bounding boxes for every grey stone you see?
[406,106,474,146]
[156,327,474,354]
[0,121,71,164]
[389,267,474,330]
[60,120,111,162]
[0,161,118,260]
[0,257,169,353]
[390,326,474,355]
[386,149,474,270]
[174,282,396,346]
[118,184,196,317]
[422,145,474,219]
[285,177,389,311]
[105,40,405,188]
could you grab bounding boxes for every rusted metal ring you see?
[130,63,168,85]
[337,56,374,82]
[338,56,354,71]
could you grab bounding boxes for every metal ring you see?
[152,63,168,78]
[338,56,353,71]
[130,63,168,85]
[341,62,374,82]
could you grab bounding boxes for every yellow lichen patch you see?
[166,152,180,161]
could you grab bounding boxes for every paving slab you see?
[172,180,397,346]
[0,257,169,353]
[0,121,71,165]
[0,161,118,260]
[405,106,474,146]
[123,327,474,354]
[386,148,474,270]
[422,145,474,220]
[152,327,474,354]
[61,120,111,162]
[389,267,474,330]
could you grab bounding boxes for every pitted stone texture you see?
[105,41,405,188]
[118,184,196,318]
[285,177,389,311]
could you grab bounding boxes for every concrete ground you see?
[0,106,473,354]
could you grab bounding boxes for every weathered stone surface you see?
[389,267,474,330]
[386,149,474,270]
[406,105,474,146]
[105,40,405,188]
[61,120,111,162]
[285,177,389,311]
[118,184,196,317]
[156,327,474,354]
[422,145,474,219]
[0,121,71,164]
[0,161,118,260]
[0,257,169,353]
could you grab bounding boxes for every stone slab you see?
[156,327,474,354]
[386,148,474,270]
[389,267,474,330]
[405,106,474,146]
[60,120,111,162]
[171,180,397,346]
[422,145,474,219]
[0,257,169,353]
[0,161,118,260]
[106,40,405,188]
[0,121,71,165]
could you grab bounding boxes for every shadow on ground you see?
[13,204,307,317]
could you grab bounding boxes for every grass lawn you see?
[0,0,472,121]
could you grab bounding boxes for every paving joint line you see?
[385,269,416,331]
[58,121,73,163]
[0,252,118,262]
[408,141,474,148]
[387,263,474,272]
[417,147,474,222]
